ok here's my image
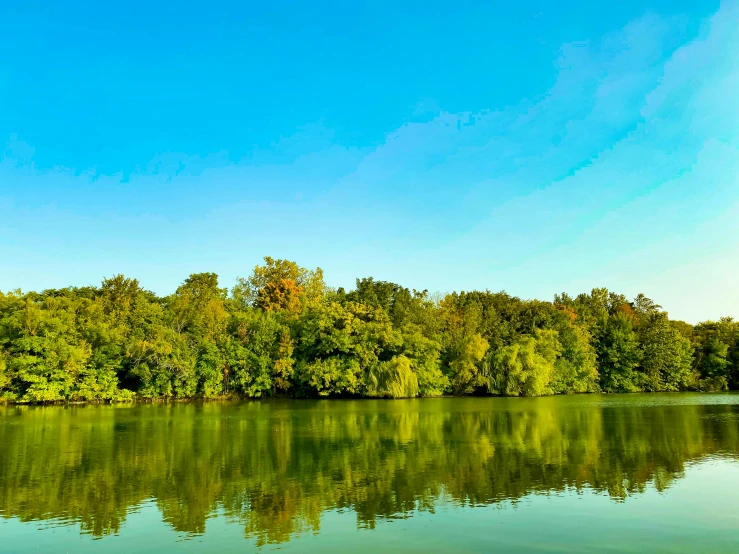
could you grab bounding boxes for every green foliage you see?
[0,265,735,402]
[398,325,447,396]
[551,319,599,394]
[488,329,560,397]
[0,348,12,402]
[692,318,739,390]
[226,308,293,397]
[129,326,198,399]
[347,278,424,328]
[596,313,642,392]
[636,313,694,391]
[295,301,398,396]
[367,355,419,398]
[446,333,489,394]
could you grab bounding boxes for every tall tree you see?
[233,257,324,313]
[636,312,694,392]
[597,313,642,393]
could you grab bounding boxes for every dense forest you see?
[0,257,737,403]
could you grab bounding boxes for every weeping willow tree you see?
[367,355,419,398]
[487,329,561,397]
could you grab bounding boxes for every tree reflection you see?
[1,397,738,545]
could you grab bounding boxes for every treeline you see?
[0,257,737,403]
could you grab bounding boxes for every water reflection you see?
[1,395,738,545]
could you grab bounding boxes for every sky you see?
[1,0,737,324]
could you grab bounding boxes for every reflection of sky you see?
[1,1,738,323]
[2,460,738,552]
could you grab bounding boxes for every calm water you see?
[1,394,739,553]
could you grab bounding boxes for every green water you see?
[1,394,738,553]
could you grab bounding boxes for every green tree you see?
[551,317,599,394]
[367,355,419,398]
[398,325,447,396]
[295,301,399,396]
[0,266,736,403]
[447,333,489,394]
[692,317,739,390]
[0,348,11,401]
[636,312,694,392]
[225,308,294,397]
[597,313,642,392]
[346,278,430,329]
[488,329,560,397]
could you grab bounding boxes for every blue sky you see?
[1,0,737,323]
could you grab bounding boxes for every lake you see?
[1,394,738,552]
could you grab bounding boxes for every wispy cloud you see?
[389,1,739,322]
[1,2,737,323]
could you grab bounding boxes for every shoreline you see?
[2,389,736,407]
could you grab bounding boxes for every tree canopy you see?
[0,258,736,403]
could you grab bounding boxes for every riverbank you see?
[2,388,735,407]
